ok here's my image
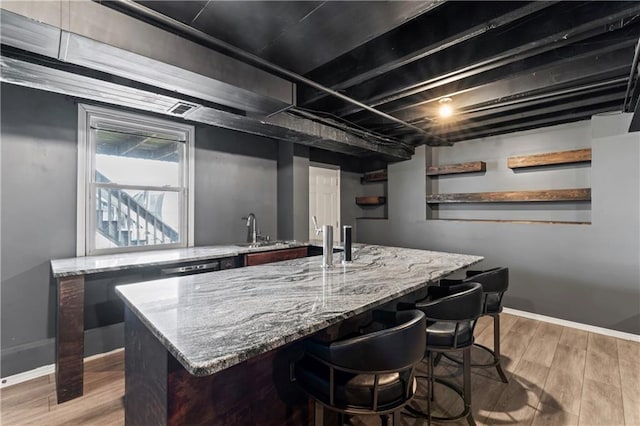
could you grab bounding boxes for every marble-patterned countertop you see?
[50,241,308,277]
[115,244,482,377]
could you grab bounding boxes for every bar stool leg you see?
[493,315,508,383]
[392,410,401,425]
[463,347,476,426]
[428,352,433,426]
[314,401,324,426]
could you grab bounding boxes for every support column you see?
[278,141,309,241]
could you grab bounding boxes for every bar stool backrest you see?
[301,309,427,411]
[465,267,509,314]
[416,282,483,323]
[305,309,426,372]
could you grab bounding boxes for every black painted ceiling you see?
[130,1,640,149]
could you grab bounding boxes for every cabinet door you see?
[244,247,308,267]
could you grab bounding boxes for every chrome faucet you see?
[243,213,257,243]
[312,216,333,268]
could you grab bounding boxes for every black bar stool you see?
[440,267,510,383]
[400,282,483,426]
[293,309,426,425]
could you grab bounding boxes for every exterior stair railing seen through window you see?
[95,171,179,247]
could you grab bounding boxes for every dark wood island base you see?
[124,307,315,425]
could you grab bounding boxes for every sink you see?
[235,241,292,249]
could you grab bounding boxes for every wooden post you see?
[55,276,85,403]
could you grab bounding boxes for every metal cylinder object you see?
[343,225,352,263]
[322,225,333,268]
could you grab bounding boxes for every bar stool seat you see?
[294,309,427,425]
[295,358,405,408]
[426,321,474,348]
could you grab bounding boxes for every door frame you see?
[309,163,341,243]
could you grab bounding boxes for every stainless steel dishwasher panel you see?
[161,261,220,277]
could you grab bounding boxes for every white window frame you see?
[77,104,195,256]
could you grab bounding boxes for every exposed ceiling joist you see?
[323,4,640,119]
[109,0,446,147]
[434,91,625,135]
[448,102,623,142]
[300,1,558,105]
[377,78,629,134]
[382,41,635,127]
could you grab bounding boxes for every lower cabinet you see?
[244,247,309,267]
[220,256,242,270]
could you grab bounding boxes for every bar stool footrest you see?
[404,375,471,423]
[440,343,508,383]
[441,343,499,367]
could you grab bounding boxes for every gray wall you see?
[277,142,309,242]
[1,85,78,376]
[358,116,640,335]
[1,84,280,376]
[195,125,278,244]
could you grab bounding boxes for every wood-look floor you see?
[1,314,638,425]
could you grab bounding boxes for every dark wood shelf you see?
[356,217,388,220]
[426,188,591,204]
[361,170,388,183]
[361,161,486,183]
[356,196,386,206]
[508,148,591,169]
[430,218,591,225]
[427,161,486,176]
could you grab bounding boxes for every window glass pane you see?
[95,187,181,250]
[95,129,182,187]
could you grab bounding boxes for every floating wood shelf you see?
[432,218,591,225]
[508,148,591,169]
[361,170,388,183]
[426,188,591,204]
[356,196,386,206]
[427,161,486,176]
[361,161,486,183]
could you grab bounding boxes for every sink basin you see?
[235,241,292,249]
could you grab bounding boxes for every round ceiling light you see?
[438,97,453,118]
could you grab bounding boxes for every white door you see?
[309,166,340,243]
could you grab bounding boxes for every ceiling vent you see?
[168,102,199,116]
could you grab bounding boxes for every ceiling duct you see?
[0,3,295,116]
[0,55,411,160]
[168,102,200,116]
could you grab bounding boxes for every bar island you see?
[116,244,483,425]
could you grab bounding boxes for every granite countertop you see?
[115,244,483,377]
[50,241,308,277]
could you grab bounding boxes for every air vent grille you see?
[168,102,199,116]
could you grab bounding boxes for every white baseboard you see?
[503,307,640,342]
[0,364,54,389]
[0,348,124,389]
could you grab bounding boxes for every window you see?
[77,105,194,255]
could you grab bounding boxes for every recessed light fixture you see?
[438,97,453,118]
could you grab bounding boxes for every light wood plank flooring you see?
[1,314,638,425]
